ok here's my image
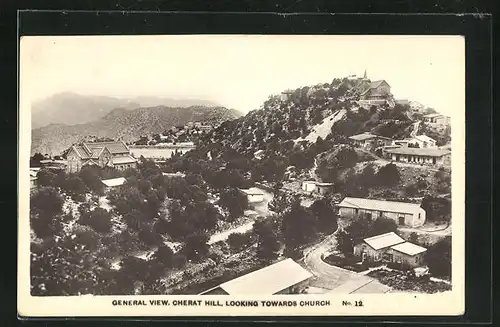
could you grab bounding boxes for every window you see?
[398,216,405,225]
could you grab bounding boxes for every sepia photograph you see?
[18,35,465,316]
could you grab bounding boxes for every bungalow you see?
[338,197,426,227]
[410,135,437,148]
[353,232,427,268]
[422,113,451,125]
[101,177,126,192]
[385,147,451,166]
[239,188,265,203]
[199,258,313,295]
[349,132,393,150]
[302,181,317,192]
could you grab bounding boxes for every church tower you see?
[363,69,368,80]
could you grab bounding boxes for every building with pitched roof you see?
[239,188,265,203]
[199,258,313,295]
[357,79,393,108]
[353,232,427,268]
[338,197,426,227]
[385,147,451,166]
[349,132,393,150]
[410,135,437,148]
[422,113,450,125]
[66,141,137,173]
[101,177,127,191]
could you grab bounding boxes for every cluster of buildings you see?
[354,232,427,268]
[348,131,451,167]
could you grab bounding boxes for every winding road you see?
[303,221,390,293]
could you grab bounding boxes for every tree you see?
[62,176,88,201]
[309,199,338,233]
[36,169,57,187]
[344,219,372,245]
[421,196,451,222]
[425,236,451,278]
[31,187,64,218]
[151,245,175,268]
[183,232,210,261]
[281,202,317,255]
[227,232,254,252]
[254,218,280,262]
[375,163,401,186]
[79,207,112,233]
[218,188,248,221]
[360,164,376,188]
[336,229,354,255]
[78,166,104,195]
[366,217,398,237]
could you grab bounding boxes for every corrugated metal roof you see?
[111,156,137,165]
[413,135,436,144]
[385,147,450,157]
[390,242,427,256]
[218,258,312,295]
[338,197,422,215]
[101,177,126,187]
[363,232,405,250]
[84,141,129,154]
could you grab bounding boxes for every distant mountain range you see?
[31,92,223,129]
[31,105,242,156]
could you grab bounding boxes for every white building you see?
[385,147,451,166]
[410,135,437,148]
[302,181,317,192]
[199,258,313,295]
[239,188,265,203]
[338,197,426,228]
[101,177,126,191]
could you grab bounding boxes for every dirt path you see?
[208,187,274,245]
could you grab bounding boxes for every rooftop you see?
[111,155,137,165]
[217,258,313,295]
[363,232,405,250]
[413,134,437,143]
[423,113,444,118]
[338,197,422,215]
[101,177,126,187]
[360,80,390,95]
[385,147,451,157]
[240,188,264,196]
[390,242,427,256]
[84,141,130,155]
[349,132,391,141]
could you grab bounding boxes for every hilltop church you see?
[66,141,137,173]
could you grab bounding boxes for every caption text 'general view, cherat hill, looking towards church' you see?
[29,71,453,297]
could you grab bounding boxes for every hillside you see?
[180,76,450,201]
[31,92,223,129]
[31,105,242,155]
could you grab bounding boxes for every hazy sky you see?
[20,35,464,116]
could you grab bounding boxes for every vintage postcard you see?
[18,35,465,317]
